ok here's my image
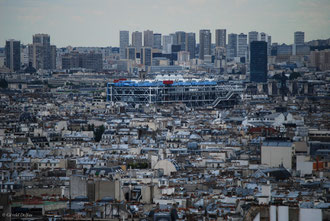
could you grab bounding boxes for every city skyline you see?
[1,0,330,47]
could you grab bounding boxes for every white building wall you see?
[270,205,276,221]
[261,145,292,169]
[296,155,313,176]
[300,208,322,221]
[278,206,289,221]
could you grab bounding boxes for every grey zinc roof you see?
[262,141,292,147]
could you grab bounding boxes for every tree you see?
[0,78,8,89]
[272,74,282,80]
[289,72,301,80]
[88,124,94,131]
[94,125,105,142]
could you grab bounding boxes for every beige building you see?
[261,141,294,169]
[310,49,330,71]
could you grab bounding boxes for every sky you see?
[0,0,330,47]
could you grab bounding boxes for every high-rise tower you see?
[215,29,226,48]
[199,29,211,60]
[227,33,238,58]
[153,33,162,49]
[237,33,248,60]
[30,34,54,70]
[250,41,268,82]
[144,30,154,48]
[132,31,142,51]
[185,33,196,59]
[294,31,305,45]
[5,39,21,72]
[120,30,129,59]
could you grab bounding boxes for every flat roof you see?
[262,141,292,147]
[108,80,218,87]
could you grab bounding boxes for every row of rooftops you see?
[1,70,330,219]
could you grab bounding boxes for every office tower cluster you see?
[270,31,310,62]
[1,34,57,72]
[117,29,272,66]
[247,31,272,56]
[118,30,199,61]
[3,29,323,76]
[112,29,320,80]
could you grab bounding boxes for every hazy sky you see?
[1,0,329,47]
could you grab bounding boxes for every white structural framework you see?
[107,80,244,107]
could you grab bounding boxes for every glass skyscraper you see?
[250,41,268,82]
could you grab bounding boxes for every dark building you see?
[271,45,278,56]
[227,33,237,58]
[153,33,162,49]
[111,47,120,54]
[175,31,186,51]
[185,32,196,59]
[171,45,181,53]
[141,47,152,66]
[215,29,226,48]
[29,34,56,70]
[50,45,57,69]
[126,47,136,60]
[5,39,21,72]
[61,52,102,71]
[199,30,211,60]
[250,41,268,83]
[79,52,103,71]
[61,52,80,69]
[31,34,51,70]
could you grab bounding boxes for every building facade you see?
[237,33,248,60]
[199,30,211,60]
[261,141,293,169]
[120,31,129,59]
[132,31,142,52]
[310,49,330,71]
[185,33,196,59]
[248,31,259,45]
[153,33,162,50]
[259,32,267,42]
[162,35,173,54]
[227,33,238,58]
[250,41,268,82]
[5,39,21,72]
[175,31,186,51]
[215,29,226,48]
[126,47,137,61]
[61,52,102,71]
[294,31,305,45]
[141,47,152,66]
[144,30,154,48]
[30,34,54,70]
